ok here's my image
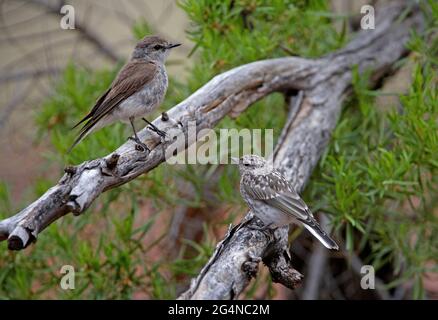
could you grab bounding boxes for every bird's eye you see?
[153,45,163,50]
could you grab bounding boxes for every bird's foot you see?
[142,118,167,138]
[150,126,167,138]
[246,221,275,241]
[128,136,150,152]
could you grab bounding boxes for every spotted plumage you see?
[234,154,339,250]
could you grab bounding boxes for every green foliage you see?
[180,0,346,87]
[305,32,438,297]
[1,0,436,299]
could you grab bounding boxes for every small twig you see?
[279,44,295,56]
[105,153,120,170]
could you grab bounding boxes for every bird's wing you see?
[69,60,157,151]
[242,170,311,222]
[242,170,339,250]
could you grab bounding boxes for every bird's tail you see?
[67,121,96,154]
[67,131,87,154]
[303,222,339,250]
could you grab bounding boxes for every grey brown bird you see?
[69,35,180,152]
[233,154,339,250]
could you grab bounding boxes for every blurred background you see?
[0,0,437,299]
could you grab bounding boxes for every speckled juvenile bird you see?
[69,35,180,152]
[233,155,339,250]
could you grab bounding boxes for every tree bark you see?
[0,0,423,299]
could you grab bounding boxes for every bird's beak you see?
[167,43,181,49]
[231,157,239,164]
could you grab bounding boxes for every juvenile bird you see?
[69,35,180,152]
[233,154,339,250]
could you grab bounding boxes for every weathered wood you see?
[0,0,422,300]
[0,55,316,249]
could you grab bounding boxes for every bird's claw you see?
[128,136,150,152]
[142,117,167,138]
[149,126,167,138]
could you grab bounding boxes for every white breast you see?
[113,64,168,122]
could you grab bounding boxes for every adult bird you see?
[233,154,339,250]
[69,35,180,152]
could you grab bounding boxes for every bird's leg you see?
[142,118,167,138]
[128,117,149,152]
